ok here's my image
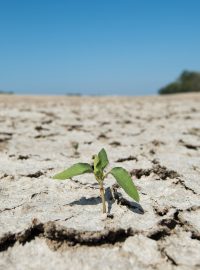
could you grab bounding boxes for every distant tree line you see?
[158,70,200,95]
[0,90,14,94]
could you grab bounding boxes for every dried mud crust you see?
[0,93,200,270]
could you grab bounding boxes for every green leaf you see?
[97,148,109,170]
[110,167,139,202]
[53,163,93,180]
[93,149,109,179]
[93,155,101,177]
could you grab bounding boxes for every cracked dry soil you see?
[0,94,200,270]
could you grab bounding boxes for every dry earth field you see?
[0,94,200,270]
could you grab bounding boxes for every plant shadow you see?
[105,187,144,215]
[69,196,101,206]
[68,187,144,215]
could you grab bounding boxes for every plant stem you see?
[102,171,111,180]
[99,181,106,213]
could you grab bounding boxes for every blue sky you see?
[0,0,200,95]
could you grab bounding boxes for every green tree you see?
[159,70,200,95]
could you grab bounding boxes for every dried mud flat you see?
[0,93,200,270]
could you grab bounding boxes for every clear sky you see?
[0,0,200,95]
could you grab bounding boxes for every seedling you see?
[53,148,139,213]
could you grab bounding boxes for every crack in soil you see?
[24,171,44,178]
[148,227,171,241]
[159,247,178,266]
[173,209,200,240]
[174,178,198,195]
[115,156,138,162]
[147,207,200,242]
[130,164,179,180]
[34,133,59,139]
[153,205,169,216]
[179,139,200,150]
[31,191,48,199]
[0,203,25,213]
[0,221,136,252]
[130,164,198,194]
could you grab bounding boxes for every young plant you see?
[53,148,139,213]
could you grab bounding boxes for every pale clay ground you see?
[0,94,200,270]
